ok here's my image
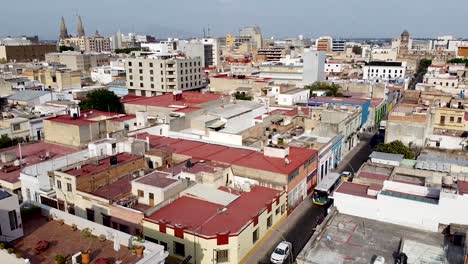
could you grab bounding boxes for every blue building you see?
[308,97,371,127]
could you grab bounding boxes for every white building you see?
[259,50,325,86]
[277,88,310,106]
[362,61,406,82]
[371,47,398,61]
[334,179,468,232]
[125,54,204,96]
[325,61,345,74]
[0,189,23,242]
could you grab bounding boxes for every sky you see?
[1,0,467,40]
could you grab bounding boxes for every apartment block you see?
[0,44,57,62]
[45,52,110,73]
[125,55,204,96]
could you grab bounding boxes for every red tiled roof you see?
[358,172,389,182]
[232,147,316,175]
[336,182,376,199]
[309,96,370,105]
[64,153,140,177]
[146,196,223,230]
[179,144,227,159]
[370,98,384,108]
[0,142,76,184]
[458,181,468,195]
[135,134,317,176]
[135,171,177,188]
[46,110,125,126]
[91,175,133,200]
[145,186,281,236]
[121,92,223,108]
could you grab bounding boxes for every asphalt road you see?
[250,132,376,264]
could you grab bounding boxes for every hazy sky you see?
[1,0,467,40]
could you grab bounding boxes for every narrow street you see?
[243,132,375,264]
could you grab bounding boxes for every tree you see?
[234,92,253,101]
[0,135,24,149]
[375,140,415,159]
[114,48,140,54]
[59,46,74,52]
[352,45,362,55]
[305,82,344,97]
[79,89,124,113]
[448,58,468,67]
[409,58,432,89]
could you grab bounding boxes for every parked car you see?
[270,241,292,264]
[373,255,385,264]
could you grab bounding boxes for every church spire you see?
[77,16,85,37]
[59,16,69,39]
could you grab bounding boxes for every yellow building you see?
[22,68,81,91]
[225,34,236,47]
[143,186,287,264]
[44,109,135,147]
[433,107,466,132]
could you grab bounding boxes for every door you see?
[149,193,155,206]
[36,130,41,140]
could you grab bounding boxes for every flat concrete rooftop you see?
[297,213,456,264]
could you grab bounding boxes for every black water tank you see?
[110,156,118,165]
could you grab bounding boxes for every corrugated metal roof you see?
[369,151,404,162]
[8,90,50,101]
[182,184,239,206]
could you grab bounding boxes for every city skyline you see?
[1,0,468,40]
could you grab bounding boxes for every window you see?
[102,213,111,227]
[160,241,168,251]
[8,210,18,230]
[150,70,153,74]
[150,77,154,82]
[151,84,154,88]
[276,207,280,215]
[138,62,142,67]
[149,63,153,67]
[174,241,185,256]
[129,82,133,87]
[57,180,62,190]
[267,215,273,228]
[216,249,229,263]
[450,116,455,122]
[139,69,143,74]
[139,83,143,88]
[86,208,95,222]
[457,117,462,123]
[129,75,133,80]
[137,190,144,197]
[128,62,132,67]
[13,124,20,131]
[252,228,259,244]
[67,183,72,192]
[139,76,143,81]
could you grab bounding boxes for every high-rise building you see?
[315,36,333,52]
[239,26,263,49]
[125,54,204,96]
[332,39,346,52]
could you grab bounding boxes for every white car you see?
[270,241,292,264]
[373,256,385,264]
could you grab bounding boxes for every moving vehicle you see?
[270,241,292,264]
[341,171,352,182]
[312,172,342,205]
[373,255,385,264]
